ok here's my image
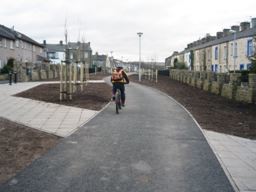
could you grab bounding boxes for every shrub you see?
[0,58,14,74]
[174,62,188,69]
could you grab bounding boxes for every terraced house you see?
[0,25,45,69]
[166,18,256,73]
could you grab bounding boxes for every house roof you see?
[68,42,92,51]
[186,27,256,52]
[0,25,15,40]
[93,54,107,61]
[44,42,92,52]
[45,44,65,52]
[0,24,43,47]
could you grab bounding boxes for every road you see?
[0,82,234,192]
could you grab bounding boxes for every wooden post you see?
[80,62,84,91]
[60,62,63,101]
[69,63,72,100]
[155,69,158,83]
[73,62,77,93]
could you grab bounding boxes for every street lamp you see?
[230,30,237,73]
[137,32,143,81]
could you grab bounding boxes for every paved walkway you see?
[204,130,256,192]
[0,80,255,191]
[0,82,234,191]
[0,81,98,137]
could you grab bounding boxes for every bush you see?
[174,62,188,69]
[0,58,14,74]
[249,57,256,73]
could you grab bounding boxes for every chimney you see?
[43,40,46,45]
[216,31,224,39]
[231,25,240,32]
[251,18,256,28]
[240,22,250,31]
[223,29,230,37]
[59,40,63,45]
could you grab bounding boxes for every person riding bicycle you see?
[111,66,129,107]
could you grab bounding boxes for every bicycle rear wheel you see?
[115,89,121,114]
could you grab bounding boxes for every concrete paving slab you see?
[204,130,256,192]
[0,81,100,137]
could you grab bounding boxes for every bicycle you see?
[115,88,122,114]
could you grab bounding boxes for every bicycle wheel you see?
[115,89,121,114]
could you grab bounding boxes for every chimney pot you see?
[240,22,250,31]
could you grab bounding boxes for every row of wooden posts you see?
[59,62,89,101]
[141,68,158,83]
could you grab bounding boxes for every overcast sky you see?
[0,0,255,62]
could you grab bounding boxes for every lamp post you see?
[137,32,143,81]
[230,30,237,73]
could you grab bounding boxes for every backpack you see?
[112,69,123,81]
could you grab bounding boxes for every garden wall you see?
[170,69,256,104]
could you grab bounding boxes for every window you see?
[10,41,14,49]
[247,39,253,57]
[0,38,2,47]
[215,47,218,60]
[234,42,238,58]
[48,52,58,59]
[240,64,244,70]
[21,40,24,49]
[32,45,35,52]
[16,40,19,47]
[224,46,227,60]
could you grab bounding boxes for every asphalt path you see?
[0,82,234,192]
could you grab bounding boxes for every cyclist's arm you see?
[122,71,129,84]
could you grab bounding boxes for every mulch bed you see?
[0,73,111,184]
[15,83,112,111]
[0,117,60,184]
[130,75,256,139]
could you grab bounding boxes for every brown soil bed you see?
[15,83,112,111]
[0,74,111,184]
[130,75,256,139]
[0,117,60,184]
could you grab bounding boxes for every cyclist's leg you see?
[120,84,125,106]
[112,84,117,100]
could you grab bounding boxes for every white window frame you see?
[16,40,19,48]
[10,40,14,49]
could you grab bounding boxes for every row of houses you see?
[0,25,45,68]
[165,18,256,73]
[0,24,112,72]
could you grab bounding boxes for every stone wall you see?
[170,69,256,104]
[0,74,8,81]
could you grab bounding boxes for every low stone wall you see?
[0,74,8,81]
[15,64,60,82]
[170,69,256,104]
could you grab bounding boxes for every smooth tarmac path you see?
[0,82,234,192]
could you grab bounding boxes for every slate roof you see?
[186,27,256,52]
[0,24,43,47]
[44,42,92,52]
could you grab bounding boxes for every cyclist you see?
[111,66,129,106]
